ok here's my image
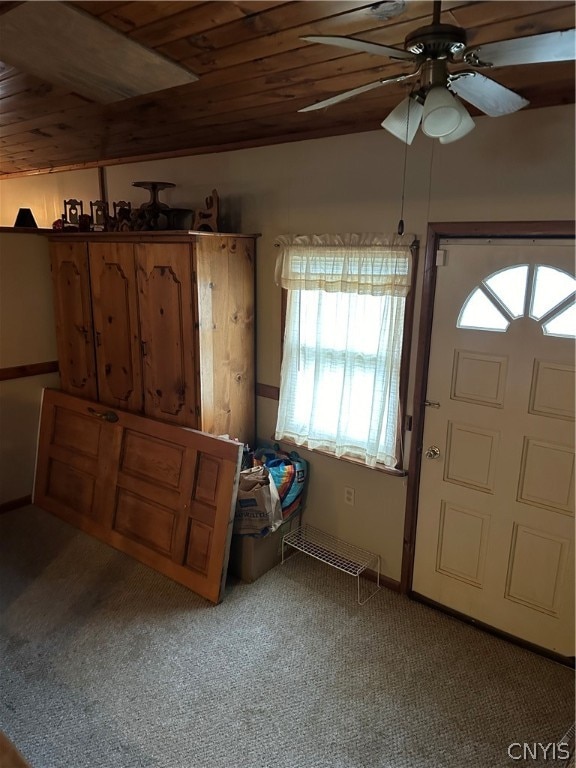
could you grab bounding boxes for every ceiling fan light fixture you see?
[439,104,476,143]
[381,95,424,144]
[421,86,462,137]
[297,4,574,144]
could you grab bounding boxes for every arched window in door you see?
[457,264,576,338]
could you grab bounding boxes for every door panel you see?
[435,501,490,587]
[113,489,176,555]
[450,350,508,407]
[34,389,242,603]
[49,242,97,400]
[89,243,143,412]
[34,394,116,533]
[412,240,575,656]
[135,243,198,427]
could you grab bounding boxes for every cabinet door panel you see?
[136,243,198,427]
[50,242,97,400]
[89,243,143,412]
[196,236,255,444]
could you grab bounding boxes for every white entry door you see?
[412,239,575,656]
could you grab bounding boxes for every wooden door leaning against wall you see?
[34,388,243,603]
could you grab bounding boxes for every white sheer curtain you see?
[274,233,413,468]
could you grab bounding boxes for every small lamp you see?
[14,208,38,228]
[422,86,463,138]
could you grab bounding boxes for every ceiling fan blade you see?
[449,72,529,117]
[298,71,419,113]
[301,35,417,61]
[463,29,576,67]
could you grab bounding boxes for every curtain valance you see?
[274,233,413,296]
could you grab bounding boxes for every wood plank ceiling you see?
[0,1,574,177]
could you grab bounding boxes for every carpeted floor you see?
[0,506,574,768]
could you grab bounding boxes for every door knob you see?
[424,445,441,460]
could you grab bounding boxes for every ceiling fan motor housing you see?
[405,23,467,57]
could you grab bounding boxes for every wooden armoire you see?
[36,231,256,602]
[48,231,256,445]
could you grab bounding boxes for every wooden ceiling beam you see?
[3,59,572,175]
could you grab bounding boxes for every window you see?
[274,234,414,469]
[457,264,576,338]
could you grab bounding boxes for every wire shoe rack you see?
[282,524,381,604]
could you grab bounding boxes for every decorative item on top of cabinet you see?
[112,201,132,232]
[193,189,219,232]
[48,231,257,446]
[132,181,173,231]
[63,198,83,225]
[14,208,38,228]
[90,200,109,231]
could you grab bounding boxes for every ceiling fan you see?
[298,1,576,144]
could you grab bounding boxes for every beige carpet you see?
[0,506,574,768]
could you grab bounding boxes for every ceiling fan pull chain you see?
[397,93,411,236]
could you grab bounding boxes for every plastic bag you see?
[254,446,308,519]
[234,465,283,535]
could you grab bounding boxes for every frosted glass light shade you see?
[381,96,424,145]
[422,86,462,137]
[439,100,475,143]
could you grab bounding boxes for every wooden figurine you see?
[78,213,92,232]
[90,200,109,230]
[193,189,219,232]
[63,198,83,225]
[112,201,132,231]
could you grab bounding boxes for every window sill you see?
[274,437,408,477]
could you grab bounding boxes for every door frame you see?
[401,220,576,597]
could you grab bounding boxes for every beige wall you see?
[0,233,59,504]
[0,105,573,577]
[0,169,99,230]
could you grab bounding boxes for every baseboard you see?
[0,360,58,382]
[0,495,32,514]
[0,495,402,592]
[365,567,401,592]
[411,591,575,668]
